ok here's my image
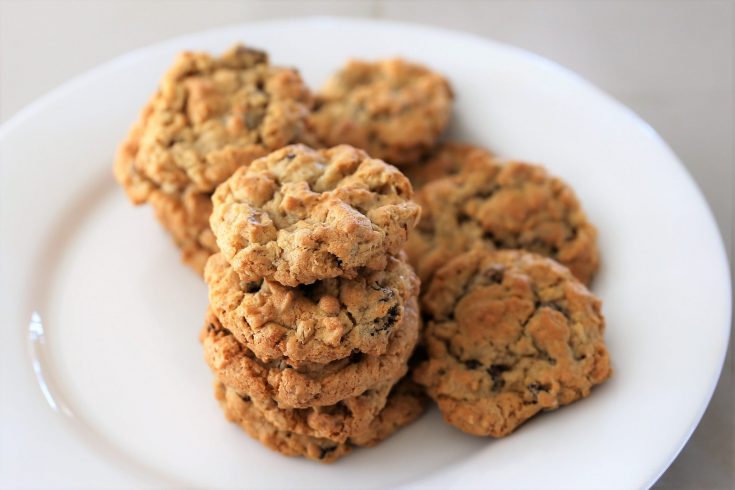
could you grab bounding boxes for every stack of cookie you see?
[199,144,425,462]
[114,43,612,460]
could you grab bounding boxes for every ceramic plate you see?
[0,17,730,489]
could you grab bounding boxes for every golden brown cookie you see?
[201,296,420,409]
[113,44,315,274]
[240,381,394,443]
[402,142,495,190]
[413,249,611,437]
[405,159,599,285]
[310,59,453,166]
[115,44,315,196]
[115,125,219,274]
[215,380,351,463]
[205,252,419,365]
[146,187,216,274]
[215,377,427,463]
[210,144,420,286]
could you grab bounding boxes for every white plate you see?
[0,17,730,489]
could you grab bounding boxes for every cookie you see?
[146,187,216,274]
[201,296,420,409]
[402,142,495,190]
[206,251,419,365]
[114,44,315,273]
[115,44,315,196]
[210,144,420,286]
[413,249,611,437]
[215,377,427,463]
[215,380,351,463]
[346,376,428,448]
[405,159,599,285]
[240,380,395,443]
[310,59,453,166]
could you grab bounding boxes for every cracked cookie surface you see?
[206,252,419,365]
[115,44,315,196]
[113,44,315,273]
[310,59,453,166]
[403,142,495,190]
[215,376,427,463]
[210,144,420,286]
[405,159,599,285]
[201,296,420,409]
[413,249,611,437]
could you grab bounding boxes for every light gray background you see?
[0,1,732,488]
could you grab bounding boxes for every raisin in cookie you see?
[413,249,611,437]
[403,142,495,190]
[405,160,599,285]
[215,377,427,463]
[210,144,420,286]
[201,297,420,409]
[113,44,315,274]
[206,252,419,365]
[310,59,453,166]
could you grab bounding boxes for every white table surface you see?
[0,1,732,488]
